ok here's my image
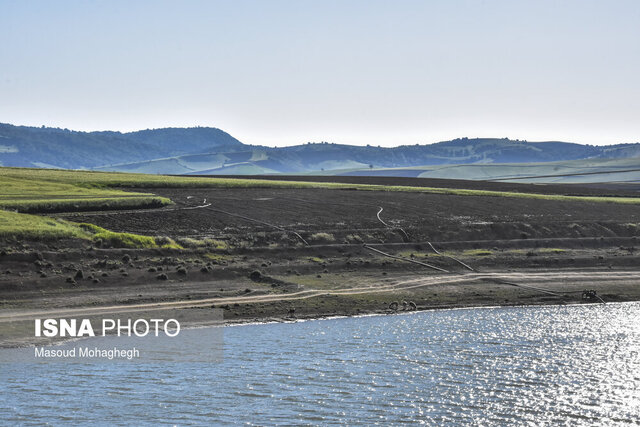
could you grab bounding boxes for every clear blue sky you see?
[1,0,639,146]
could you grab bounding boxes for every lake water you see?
[2,303,639,425]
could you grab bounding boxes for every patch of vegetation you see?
[78,223,182,249]
[0,196,171,213]
[309,232,336,242]
[172,237,231,249]
[0,168,175,246]
[0,174,171,213]
[462,249,493,256]
[204,253,233,262]
[92,230,157,248]
[0,210,86,240]
[0,211,178,248]
[344,234,363,244]
[204,239,230,250]
[537,248,567,254]
[396,250,436,258]
[308,257,325,263]
[153,236,182,249]
[175,237,207,248]
[506,249,527,254]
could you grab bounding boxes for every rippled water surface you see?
[2,303,640,425]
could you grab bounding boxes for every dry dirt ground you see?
[1,178,639,346]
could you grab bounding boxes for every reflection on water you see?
[2,303,639,425]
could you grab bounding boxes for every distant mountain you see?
[0,123,243,169]
[1,123,639,179]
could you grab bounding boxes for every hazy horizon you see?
[2,0,639,147]
[3,120,636,149]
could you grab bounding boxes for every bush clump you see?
[77,224,182,249]
[345,234,363,244]
[310,232,335,242]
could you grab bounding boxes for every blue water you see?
[2,303,640,425]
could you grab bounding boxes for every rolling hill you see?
[0,123,243,169]
[1,123,639,182]
[328,157,640,184]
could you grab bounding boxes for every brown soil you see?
[1,177,639,346]
[55,186,640,244]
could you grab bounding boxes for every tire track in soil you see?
[373,206,475,271]
[1,270,637,322]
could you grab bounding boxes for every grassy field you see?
[0,210,183,248]
[0,173,171,213]
[0,168,172,243]
[0,210,87,240]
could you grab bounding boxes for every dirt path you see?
[2,269,637,322]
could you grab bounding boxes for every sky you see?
[1,0,639,147]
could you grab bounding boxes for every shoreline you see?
[3,298,637,350]
[2,272,639,349]
[222,296,629,327]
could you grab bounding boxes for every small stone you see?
[157,273,169,281]
[122,254,131,263]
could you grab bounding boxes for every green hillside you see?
[2,123,640,180]
[0,123,243,169]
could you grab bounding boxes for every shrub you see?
[78,223,156,248]
[310,232,335,242]
[345,234,363,244]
